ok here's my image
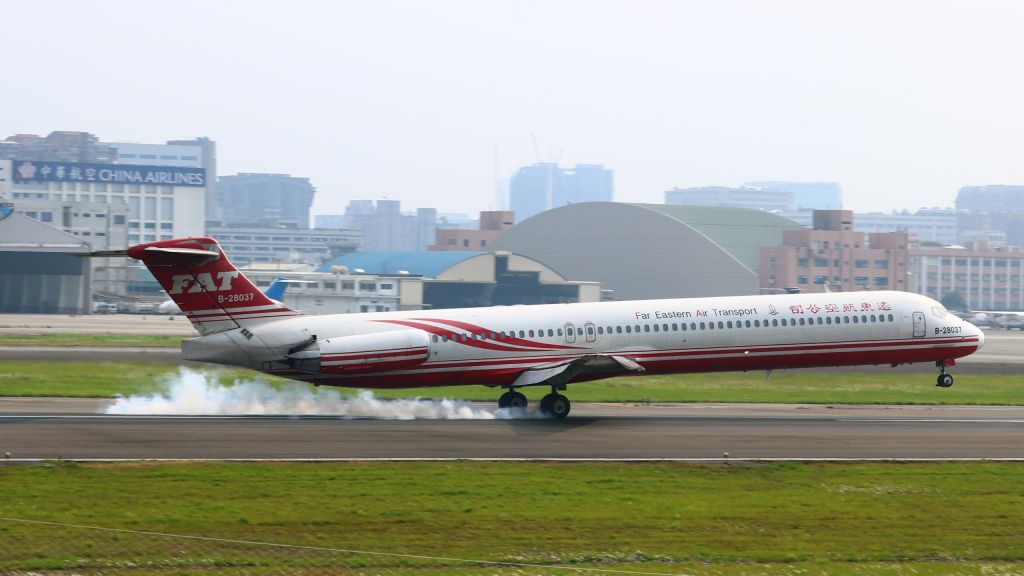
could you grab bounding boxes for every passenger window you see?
[616,326,623,334]
[852,316,859,324]
[597,327,604,334]
[432,335,439,342]
[528,330,535,337]
[557,328,563,336]
[699,322,706,330]
[780,319,787,326]
[643,325,650,333]
[672,323,678,331]
[490,332,497,339]
[826,317,832,325]
[680,323,686,331]
[690,323,697,330]
[442,335,449,342]
[634,325,641,332]
[745,320,751,328]
[662,323,669,331]
[888,314,894,322]
[652,324,658,332]
[861,315,867,323]
[578,328,584,335]
[625,325,632,333]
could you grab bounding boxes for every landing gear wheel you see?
[498,390,528,410]
[540,393,571,419]
[936,373,954,388]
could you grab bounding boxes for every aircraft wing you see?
[511,354,644,388]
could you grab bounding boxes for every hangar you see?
[0,211,91,313]
[317,251,601,309]
[490,202,802,300]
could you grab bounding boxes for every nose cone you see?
[974,324,986,350]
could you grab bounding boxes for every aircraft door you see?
[912,311,926,338]
[564,323,576,343]
[584,322,597,343]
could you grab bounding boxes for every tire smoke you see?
[104,368,534,419]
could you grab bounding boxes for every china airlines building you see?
[9,159,206,245]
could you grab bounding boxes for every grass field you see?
[1,360,1022,405]
[0,461,1022,574]
[0,333,183,347]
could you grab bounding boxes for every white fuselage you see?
[181,290,984,390]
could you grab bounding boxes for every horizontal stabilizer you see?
[144,246,220,259]
[76,249,129,258]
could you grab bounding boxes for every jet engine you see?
[286,329,430,374]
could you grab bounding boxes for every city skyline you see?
[5,1,1023,218]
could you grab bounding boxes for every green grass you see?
[0,461,1022,574]
[0,333,183,347]
[1,360,1021,405]
[0,362,252,398]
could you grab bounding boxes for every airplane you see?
[157,276,294,314]
[92,237,985,418]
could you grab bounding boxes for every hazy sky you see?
[6,1,1024,217]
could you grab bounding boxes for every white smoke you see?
[104,368,533,419]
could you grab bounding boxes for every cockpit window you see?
[932,306,948,319]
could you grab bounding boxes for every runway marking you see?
[4,458,1024,463]
[840,419,1024,423]
[3,414,1024,424]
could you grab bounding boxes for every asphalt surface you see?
[1,400,1022,460]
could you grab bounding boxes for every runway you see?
[2,400,1022,461]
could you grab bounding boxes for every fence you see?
[0,517,671,575]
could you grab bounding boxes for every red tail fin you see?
[127,237,300,334]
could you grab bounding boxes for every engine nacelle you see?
[286,329,430,374]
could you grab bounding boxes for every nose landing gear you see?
[936,360,954,388]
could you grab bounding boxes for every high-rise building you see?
[214,173,316,229]
[510,163,613,221]
[745,181,842,210]
[317,199,438,251]
[956,185,1024,247]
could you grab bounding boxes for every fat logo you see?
[168,271,239,294]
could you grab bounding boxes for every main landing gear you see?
[495,387,572,418]
[498,389,528,410]
[539,390,571,419]
[936,360,954,388]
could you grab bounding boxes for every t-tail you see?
[126,237,302,334]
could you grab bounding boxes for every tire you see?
[498,392,513,409]
[540,393,570,418]
[936,373,954,388]
[507,391,528,410]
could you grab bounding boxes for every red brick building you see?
[429,211,514,251]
